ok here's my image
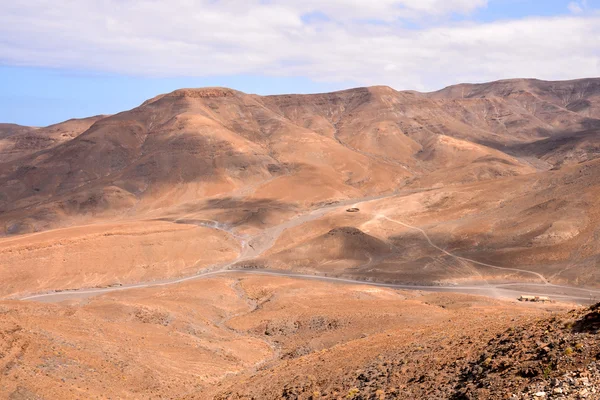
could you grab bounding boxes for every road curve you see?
[18,191,404,302]
[15,190,600,304]
[19,269,600,304]
[377,214,550,284]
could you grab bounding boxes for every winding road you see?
[18,191,600,304]
[377,215,550,284]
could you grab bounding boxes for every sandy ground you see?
[0,274,572,399]
[0,220,240,298]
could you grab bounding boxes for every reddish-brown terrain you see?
[2,78,600,399]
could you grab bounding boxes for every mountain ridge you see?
[1,77,600,290]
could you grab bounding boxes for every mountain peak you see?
[142,87,242,106]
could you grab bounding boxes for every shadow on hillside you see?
[572,303,600,333]
[199,197,293,211]
[482,127,600,164]
[173,197,298,228]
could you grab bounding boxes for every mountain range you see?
[2,77,600,399]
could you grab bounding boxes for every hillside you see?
[0,274,576,399]
[2,77,600,399]
[1,79,600,292]
[0,116,105,163]
[213,292,600,399]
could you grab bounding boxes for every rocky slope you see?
[455,303,600,399]
[0,274,572,399]
[7,79,600,237]
[212,297,600,399]
[0,116,104,163]
[2,78,600,290]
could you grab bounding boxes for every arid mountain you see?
[2,78,599,285]
[0,116,105,163]
[432,78,600,121]
[2,78,600,399]
[5,79,600,236]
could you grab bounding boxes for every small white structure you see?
[518,295,550,302]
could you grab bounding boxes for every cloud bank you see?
[1,0,599,90]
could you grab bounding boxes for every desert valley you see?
[2,78,600,399]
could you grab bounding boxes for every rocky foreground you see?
[216,301,600,399]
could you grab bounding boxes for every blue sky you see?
[1,0,599,126]
[472,0,591,20]
[0,66,353,126]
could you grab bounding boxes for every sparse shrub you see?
[564,347,574,356]
[564,321,575,329]
[347,387,360,398]
[542,364,553,379]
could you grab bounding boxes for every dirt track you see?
[20,268,600,304]
[19,192,600,305]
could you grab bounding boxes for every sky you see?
[1,0,599,126]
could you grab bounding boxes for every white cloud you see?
[0,1,599,91]
[569,1,584,13]
[278,0,488,21]
[568,0,594,14]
